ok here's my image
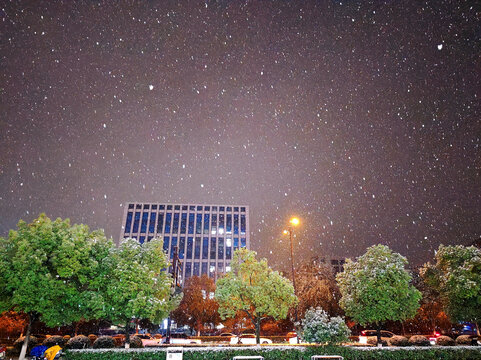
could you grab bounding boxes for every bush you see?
[88,334,98,344]
[409,335,431,346]
[128,335,143,348]
[436,335,455,346]
[67,335,91,349]
[388,335,410,347]
[13,335,38,352]
[301,307,350,344]
[367,336,388,346]
[43,335,66,347]
[93,336,116,349]
[455,334,473,345]
[112,335,125,347]
[62,346,481,360]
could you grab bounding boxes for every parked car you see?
[230,334,272,345]
[134,334,162,347]
[163,333,202,345]
[285,331,298,344]
[220,332,235,337]
[359,330,395,344]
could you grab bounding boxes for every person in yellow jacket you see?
[44,345,62,360]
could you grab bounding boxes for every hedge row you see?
[64,345,481,360]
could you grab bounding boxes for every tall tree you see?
[102,237,178,347]
[0,214,112,360]
[294,258,342,319]
[336,244,421,345]
[215,248,297,344]
[171,275,220,335]
[421,244,481,335]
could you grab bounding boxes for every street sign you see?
[166,347,183,360]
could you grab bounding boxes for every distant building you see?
[120,203,250,284]
[310,256,346,274]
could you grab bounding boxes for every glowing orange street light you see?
[290,217,300,226]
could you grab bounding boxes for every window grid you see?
[121,203,249,283]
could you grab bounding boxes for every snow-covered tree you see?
[0,214,112,360]
[215,248,297,344]
[421,244,481,335]
[102,237,177,347]
[336,244,421,345]
[301,307,350,344]
[294,258,342,319]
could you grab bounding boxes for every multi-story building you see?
[311,256,346,274]
[120,203,250,284]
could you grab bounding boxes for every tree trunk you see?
[475,322,480,337]
[376,323,382,347]
[124,320,131,349]
[196,319,202,337]
[75,321,79,336]
[19,313,33,360]
[255,317,261,345]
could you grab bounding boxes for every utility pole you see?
[284,217,300,344]
[166,246,182,344]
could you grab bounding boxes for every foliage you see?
[420,245,481,329]
[93,336,116,349]
[336,245,421,335]
[367,337,388,346]
[43,335,66,347]
[0,214,113,325]
[388,335,409,347]
[436,336,455,346]
[171,275,220,335]
[102,237,177,345]
[409,335,430,346]
[455,335,474,345]
[67,335,91,349]
[0,311,27,337]
[129,335,143,348]
[0,214,113,359]
[301,307,350,344]
[294,258,343,319]
[63,346,481,360]
[88,334,98,344]
[408,270,451,334]
[215,248,297,343]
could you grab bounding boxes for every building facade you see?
[311,256,346,274]
[120,203,250,284]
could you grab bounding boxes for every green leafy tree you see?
[336,244,421,345]
[0,214,112,360]
[215,248,297,344]
[102,237,177,347]
[420,245,481,335]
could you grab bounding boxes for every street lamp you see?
[283,217,300,333]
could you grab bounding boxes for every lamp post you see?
[283,217,300,339]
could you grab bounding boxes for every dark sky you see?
[1,0,480,269]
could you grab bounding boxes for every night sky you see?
[1,1,480,269]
